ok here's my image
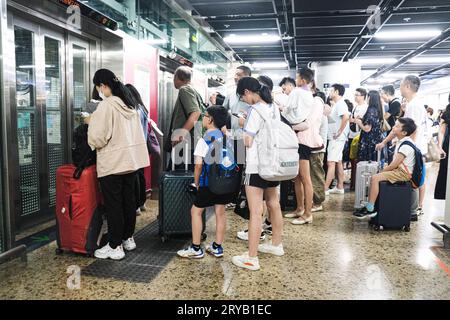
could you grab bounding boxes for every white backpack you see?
[252,105,299,182]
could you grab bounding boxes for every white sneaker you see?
[94,243,125,260]
[325,190,330,196]
[258,242,285,256]
[237,229,266,241]
[122,237,137,251]
[312,205,323,213]
[177,246,205,259]
[232,252,260,271]
[329,187,345,194]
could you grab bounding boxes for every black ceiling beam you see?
[419,63,450,78]
[271,0,290,66]
[393,5,450,15]
[203,4,450,22]
[362,26,450,84]
[342,0,404,62]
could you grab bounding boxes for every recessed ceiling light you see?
[374,30,441,39]
[224,34,281,44]
[355,58,397,65]
[252,61,288,69]
[409,56,450,64]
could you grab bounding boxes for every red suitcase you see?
[55,165,104,256]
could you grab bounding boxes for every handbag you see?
[234,185,250,220]
[382,119,391,133]
[425,139,441,163]
[349,134,360,160]
[147,123,161,156]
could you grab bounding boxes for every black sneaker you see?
[263,219,272,235]
[417,207,424,216]
[353,207,378,220]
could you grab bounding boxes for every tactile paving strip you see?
[82,210,213,284]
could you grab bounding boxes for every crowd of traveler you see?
[82,65,448,271]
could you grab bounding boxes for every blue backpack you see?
[202,131,241,195]
[400,141,426,189]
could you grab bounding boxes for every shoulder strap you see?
[399,140,417,152]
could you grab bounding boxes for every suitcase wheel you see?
[55,248,64,256]
[403,226,411,232]
[201,233,207,242]
[373,225,384,231]
[161,236,167,243]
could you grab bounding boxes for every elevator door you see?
[158,70,179,169]
[11,16,92,231]
[12,17,67,230]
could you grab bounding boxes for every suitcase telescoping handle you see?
[171,143,190,172]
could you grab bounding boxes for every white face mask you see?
[98,88,107,101]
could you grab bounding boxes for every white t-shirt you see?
[244,102,280,174]
[312,115,329,154]
[396,137,416,174]
[349,103,368,139]
[194,138,209,159]
[223,92,251,137]
[327,98,350,141]
[404,96,428,154]
[282,87,314,124]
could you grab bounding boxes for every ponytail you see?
[93,69,138,109]
[237,77,273,104]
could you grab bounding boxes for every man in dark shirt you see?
[166,66,202,170]
[381,85,401,129]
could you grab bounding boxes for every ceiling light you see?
[356,58,397,65]
[409,56,450,64]
[366,77,397,84]
[374,30,441,40]
[252,61,288,69]
[383,72,419,79]
[224,34,281,44]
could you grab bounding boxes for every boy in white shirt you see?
[354,118,417,219]
[279,68,315,126]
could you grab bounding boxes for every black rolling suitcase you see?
[280,180,297,211]
[371,181,412,232]
[158,149,206,242]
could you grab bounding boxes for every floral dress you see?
[358,106,384,161]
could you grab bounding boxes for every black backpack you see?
[72,124,96,179]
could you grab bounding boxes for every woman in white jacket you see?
[87,69,149,261]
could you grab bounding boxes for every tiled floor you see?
[0,165,449,300]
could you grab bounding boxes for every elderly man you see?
[166,66,202,170]
[376,75,428,220]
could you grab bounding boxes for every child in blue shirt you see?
[177,106,235,259]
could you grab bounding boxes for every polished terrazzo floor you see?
[0,165,449,300]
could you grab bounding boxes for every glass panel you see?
[45,37,63,207]
[15,26,40,217]
[83,0,230,76]
[72,45,87,129]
